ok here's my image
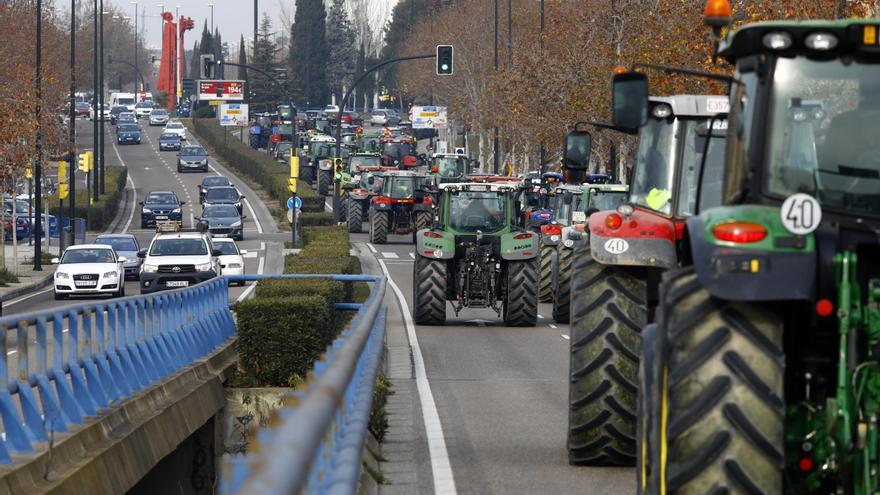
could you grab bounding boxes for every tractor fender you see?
[318,160,333,171]
[540,223,563,246]
[589,208,677,269]
[416,229,455,259]
[349,190,369,201]
[501,231,539,260]
[686,206,816,301]
[370,199,392,210]
[412,203,434,213]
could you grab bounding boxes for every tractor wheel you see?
[369,210,388,244]
[567,247,646,466]
[339,195,348,221]
[301,166,314,184]
[413,255,447,325]
[502,258,538,327]
[552,244,574,323]
[636,324,658,495]
[317,169,331,196]
[412,211,432,243]
[659,267,784,495]
[348,200,363,233]
[539,242,555,303]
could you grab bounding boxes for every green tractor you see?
[412,180,540,327]
[632,14,880,495]
[303,134,335,190]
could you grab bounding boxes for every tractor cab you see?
[429,153,471,183]
[520,172,563,232]
[346,152,382,175]
[367,171,435,243]
[380,134,418,168]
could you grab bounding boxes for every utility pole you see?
[99,1,105,193]
[93,0,99,204]
[131,1,139,92]
[539,0,545,175]
[493,0,499,174]
[35,0,44,271]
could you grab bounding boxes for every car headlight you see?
[202,159,208,165]
[234,202,241,208]
[172,208,181,213]
[231,220,242,228]
[227,263,243,269]
[142,208,151,214]
[55,272,69,279]
[142,263,158,273]
[103,271,118,278]
[195,262,213,272]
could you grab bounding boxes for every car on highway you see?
[177,145,209,173]
[198,175,232,203]
[324,104,339,115]
[196,204,245,240]
[138,231,219,294]
[74,101,91,117]
[339,111,363,127]
[116,123,141,145]
[115,112,137,127]
[211,237,246,284]
[148,108,169,126]
[272,141,293,162]
[94,233,142,280]
[134,101,154,118]
[90,103,111,121]
[158,132,182,151]
[52,244,127,300]
[370,109,400,126]
[202,186,243,213]
[140,191,184,229]
[108,105,127,125]
[163,121,186,140]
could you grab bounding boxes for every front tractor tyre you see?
[369,210,388,244]
[552,244,574,323]
[658,267,784,495]
[539,241,555,303]
[502,258,539,327]
[348,199,364,233]
[317,169,331,196]
[567,247,646,466]
[413,255,447,325]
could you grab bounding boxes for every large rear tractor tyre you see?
[300,165,313,184]
[317,169,331,196]
[348,200,364,233]
[502,258,538,327]
[539,242,555,303]
[567,247,646,466]
[413,255,447,325]
[412,211,432,243]
[659,267,784,495]
[369,210,388,244]
[552,244,574,323]
[339,195,348,222]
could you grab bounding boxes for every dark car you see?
[177,145,209,173]
[202,186,243,213]
[140,191,185,228]
[74,101,91,117]
[196,204,245,240]
[116,123,141,144]
[95,233,142,279]
[273,141,293,162]
[159,132,182,151]
[198,175,233,203]
[109,106,128,125]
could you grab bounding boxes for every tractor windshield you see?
[435,157,467,178]
[763,56,880,216]
[449,191,506,233]
[676,119,727,216]
[554,193,583,226]
[384,142,413,159]
[631,117,676,214]
[587,189,628,212]
[350,155,381,170]
[385,177,417,199]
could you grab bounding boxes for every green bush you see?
[299,211,335,226]
[234,296,335,386]
[48,165,127,232]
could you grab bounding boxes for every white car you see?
[163,121,186,140]
[149,109,170,126]
[138,231,219,294]
[90,104,111,121]
[134,101,154,118]
[53,244,127,300]
[211,237,247,285]
[324,104,339,114]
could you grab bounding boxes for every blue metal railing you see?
[223,274,388,495]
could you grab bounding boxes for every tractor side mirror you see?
[612,71,649,132]
[564,131,591,170]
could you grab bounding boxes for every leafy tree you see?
[288,0,329,107]
[378,0,430,91]
[325,0,357,106]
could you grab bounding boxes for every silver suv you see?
[137,231,220,294]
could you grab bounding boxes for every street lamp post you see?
[34,0,43,271]
[493,0,499,174]
[176,5,181,103]
[99,6,106,194]
[131,1,139,93]
[207,3,214,33]
[93,0,99,204]
[539,0,545,175]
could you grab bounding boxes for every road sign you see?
[198,80,245,101]
[410,106,448,129]
[287,196,302,210]
[219,103,249,127]
[288,177,298,194]
[287,208,300,223]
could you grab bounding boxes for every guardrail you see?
[223,274,388,495]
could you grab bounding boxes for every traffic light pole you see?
[333,53,434,222]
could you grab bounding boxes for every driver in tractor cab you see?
[821,76,880,180]
[632,116,674,213]
[394,179,412,198]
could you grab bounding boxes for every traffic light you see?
[216,84,223,98]
[333,157,344,180]
[436,45,453,75]
[201,54,215,79]
[77,151,93,172]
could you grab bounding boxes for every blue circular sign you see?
[287,196,302,209]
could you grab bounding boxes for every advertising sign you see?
[198,80,245,101]
[219,103,249,127]
[410,106,448,129]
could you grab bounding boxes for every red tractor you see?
[367,171,436,244]
[343,165,397,233]
[379,134,419,169]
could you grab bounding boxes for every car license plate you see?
[166,281,189,288]
[155,215,168,220]
[214,233,228,237]
[75,280,98,287]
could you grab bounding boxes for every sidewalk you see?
[0,240,60,302]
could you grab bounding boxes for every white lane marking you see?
[378,259,457,494]
[243,251,258,258]
[549,324,558,329]
[235,256,265,303]
[189,213,195,228]
[325,200,332,212]
[561,334,570,340]
[259,242,265,251]
[5,288,53,307]
[122,173,137,233]
[243,199,263,234]
[409,252,416,259]
[382,252,399,259]
[538,314,544,319]
[366,243,378,254]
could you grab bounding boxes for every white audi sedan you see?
[211,237,247,285]
[53,244,127,300]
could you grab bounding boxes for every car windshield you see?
[206,188,238,201]
[151,110,167,116]
[95,237,138,251]
[435,157,467,177]
[449,191,506,233]
[587,190,629,212]
[762,56,880,216]
[146,193,177,204]
[136,102,152,108]
[202,177,230,187]
[631,117,676,214]
[166,123,183,129]
[677,119,726,216]
[149,238,208,256]
[5,200,29,215]
[111,107,125,114]
[203,205,239,218]
[160,133,179,141]
[61,248,115,264]
[180,147,206,156]
[119,125,139,132]
[117,98,135,105]
[212,241,239,255]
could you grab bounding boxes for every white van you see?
[110,92,137,111]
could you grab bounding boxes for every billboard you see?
[410,106,448,129]
[198,80,245,101]
[219,103,249,127]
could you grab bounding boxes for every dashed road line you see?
[382,252,399,259]
[561,334,570,340]
[366,243,378,254]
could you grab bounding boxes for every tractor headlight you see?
[617,204,634,217]
[563,239,574,248]
[550,235,560,242]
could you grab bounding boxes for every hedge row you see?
[48,165,127,232]
[187,117,325,213]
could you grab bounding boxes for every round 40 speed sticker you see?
[604,238,629,255]
[780,193,822,235]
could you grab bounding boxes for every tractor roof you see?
[438,182,520,192]
[720,20,880,63]
[554,184,586,195]
[650,95,729,118]
[586,183,629,193]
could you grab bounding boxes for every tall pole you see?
[208,3,214,33]
[99,4,105,193]
[176,5,181,105]
[34,0,44,271]
[93,0,99,204]
[493,0,499,174]
[132,1,139,93]
[539,0,545,175]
